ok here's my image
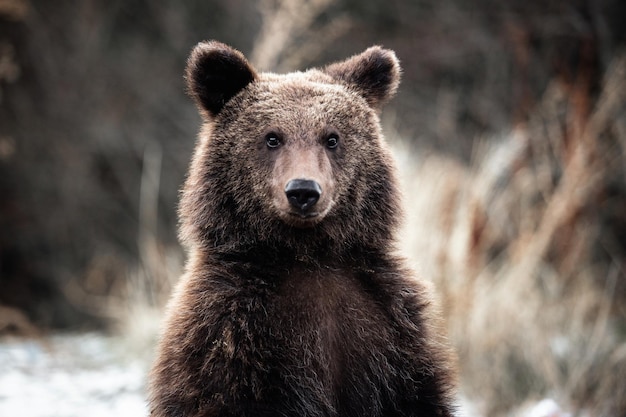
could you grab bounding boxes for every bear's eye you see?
[266,135,281,149]
[326,134,339,150]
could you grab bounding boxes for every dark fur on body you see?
[149,41,456,417]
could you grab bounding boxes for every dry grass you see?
[398,55,626,416]
[250,0,351,72]
[63,140,182,352]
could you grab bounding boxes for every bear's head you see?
[180,41,402,258]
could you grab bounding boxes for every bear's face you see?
[180,42,401,253]
[214,76,378,229]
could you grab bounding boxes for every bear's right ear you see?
[185,41,258,118]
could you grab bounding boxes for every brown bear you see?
[148,41,456,417]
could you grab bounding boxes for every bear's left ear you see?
[323,46,401,111]
[185,41,258,118]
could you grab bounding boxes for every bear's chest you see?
[272,267,386,341]
[203,265,402,414]
[265,268,395,388]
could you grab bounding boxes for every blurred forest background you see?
[1,0,625,415]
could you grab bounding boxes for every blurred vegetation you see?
[1,0,625,415]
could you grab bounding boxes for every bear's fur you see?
[148,41,456,417]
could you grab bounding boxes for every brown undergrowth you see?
[398,54,626,416]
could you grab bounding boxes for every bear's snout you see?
[271,144,334,227]
[285,179,322,213]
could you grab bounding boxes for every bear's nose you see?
[285,179,322,212]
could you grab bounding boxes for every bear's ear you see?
[185,41,258,118]
[323,46,401,111]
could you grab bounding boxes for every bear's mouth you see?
[281,210,324,228]
[289,211,319,219]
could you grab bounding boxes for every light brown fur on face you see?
[253,78,353,228]
[149,41,457,417]
[270,138,336,227]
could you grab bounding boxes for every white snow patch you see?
[0,333,148,417]
[521,398,572,417]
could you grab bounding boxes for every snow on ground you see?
[0,333,148,417]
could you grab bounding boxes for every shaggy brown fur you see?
[149,41,456,417]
